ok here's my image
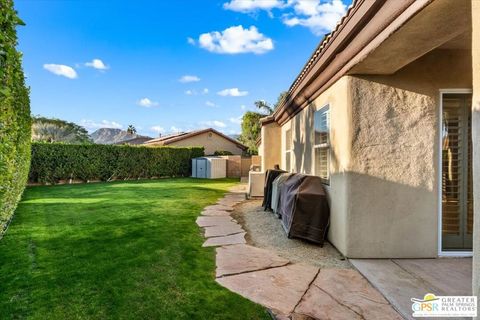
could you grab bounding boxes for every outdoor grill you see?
[271,173,294,218]
[279,174,330,246]
[262,169,286,211]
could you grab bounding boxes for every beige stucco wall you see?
[278,48,472,258]
[346,48,471,258]
[260,122,281,171]
[280,77,351,254]
[472,0,480,301]
[163,132,245,155]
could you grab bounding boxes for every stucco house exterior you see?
[259,0,479,290]
[144,128,247,156]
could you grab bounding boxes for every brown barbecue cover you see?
[280,175,330,245]
[278,174,306,222]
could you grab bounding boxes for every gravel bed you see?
[231,199,351,269]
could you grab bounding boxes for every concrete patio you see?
[351,258,472,320]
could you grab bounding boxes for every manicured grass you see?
[0,178,270,319]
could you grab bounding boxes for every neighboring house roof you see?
[265,0,431,126]
[143,128,248,150]
[114,136,153,145]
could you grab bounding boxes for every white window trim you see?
[285,128,292,172]
[313,104,331,184]
[437,88,473,257]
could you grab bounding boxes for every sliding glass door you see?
[441,93,473,251]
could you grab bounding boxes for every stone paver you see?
[204,223,244,238]
[224,194,245,199]
[217,198,243,206]
[196,216,235,227]
[295,287,360,319]
[216,244,289,277]
[204,204,233,211]
[216,264,319,315]
[295,269,401,320]
[201,209,232,217]
[198,185,402,320]
[202,232,246,247]
[275,313,292,320]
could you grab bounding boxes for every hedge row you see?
[29,143,204,184]
[0,1,31,235]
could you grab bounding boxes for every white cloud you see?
[187,37,196,45]
[179,75,201,83]
[197,25,273,54]
[185,88,208,96]
[223,0,286,12]
[151,126,165,134]
[200,120,227,128]
[240,104,247,110]
[43,64,77,79]
[170,126,182,132]
[217,88,249,97]
[85,58,109,70]
[80,119,122,131]
[137,98,159,108]
[205,101,217,107]
[228,129,241,135]
[283,0,347,35]
[229,116,242,124]
[223,0,347,36]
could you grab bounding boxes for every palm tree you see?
[127,125,137,135]
[254,91,288,115]
[254,100,274,115]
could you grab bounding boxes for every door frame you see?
[438,89,473,257]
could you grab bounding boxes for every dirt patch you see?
[231,200,351,269]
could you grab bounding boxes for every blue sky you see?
[16,0,351,137]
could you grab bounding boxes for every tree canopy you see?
[32,116,92,144]
[239,112,263,155]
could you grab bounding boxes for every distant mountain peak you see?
[90,128,141,144]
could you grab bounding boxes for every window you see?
[285,129,292,172]
[314,106,330,184]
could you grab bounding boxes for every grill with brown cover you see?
[271,173,294,217]
[279,174,330,245]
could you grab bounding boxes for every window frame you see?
[285,128,292,172]
[313,105,331,185]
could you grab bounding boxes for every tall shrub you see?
[29,143,204,184]
[0,0,31,235]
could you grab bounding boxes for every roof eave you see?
[269,0,431,126]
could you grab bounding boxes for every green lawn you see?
[0,178,270,320]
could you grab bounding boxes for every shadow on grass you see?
[0,178,269,320]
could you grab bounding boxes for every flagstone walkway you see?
[197,186,403,319]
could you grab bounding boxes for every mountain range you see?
[90,128,151,144]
